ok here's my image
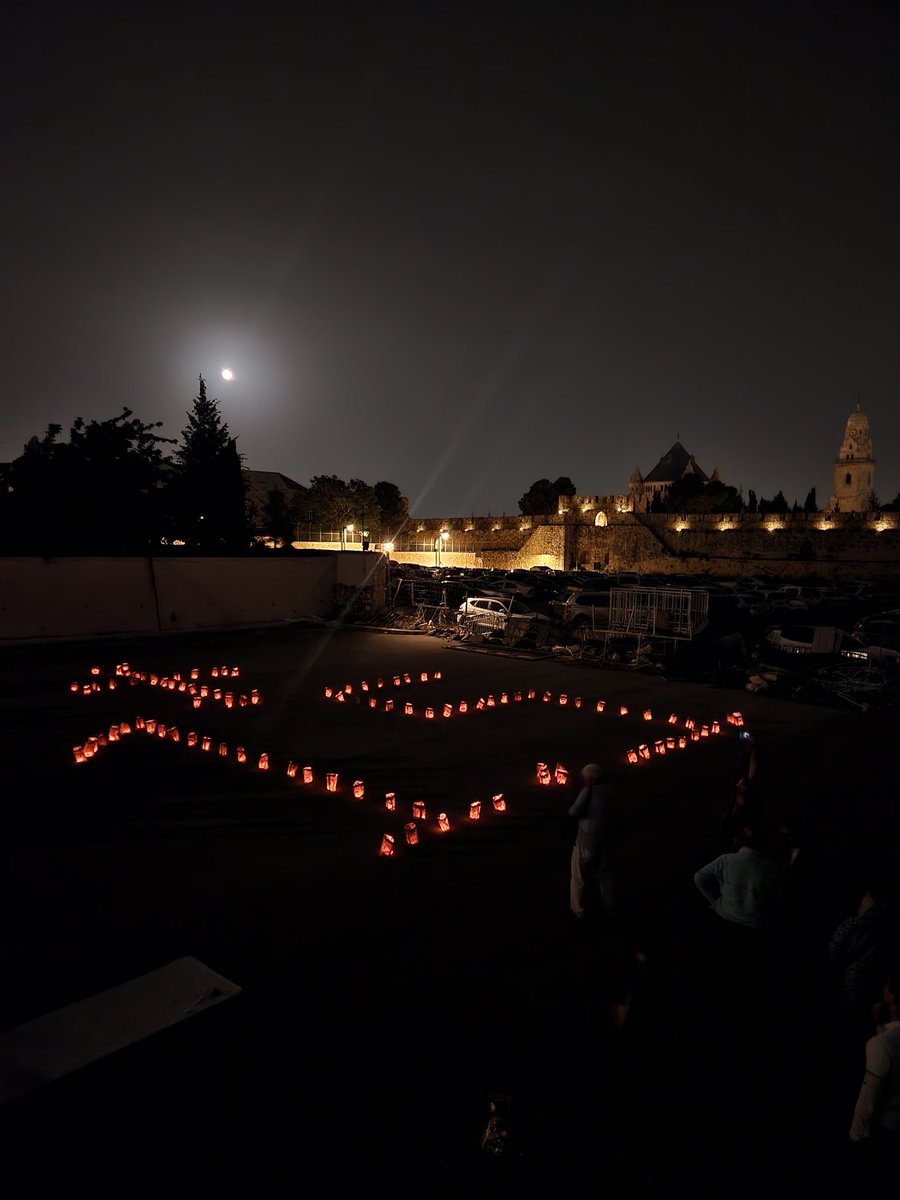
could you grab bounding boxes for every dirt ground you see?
[1,622,897,1190]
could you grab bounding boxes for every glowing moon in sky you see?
[221,368,234,381]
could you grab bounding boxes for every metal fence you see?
[607,587,709,640]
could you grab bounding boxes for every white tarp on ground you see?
[0,956,241,1104]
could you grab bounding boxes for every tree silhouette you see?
[1,410,173,553]
[803,487,818,513]
[170,376,250,551]
[373,480,408,539]
[260,487,295,547]
[518,477,576,515]
[662,475,743,513]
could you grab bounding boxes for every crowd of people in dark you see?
[471,739,899,1189]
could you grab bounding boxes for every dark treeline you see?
[0,377,409,555]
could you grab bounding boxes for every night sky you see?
[4,1,899,516]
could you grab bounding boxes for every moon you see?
[221,368,234,381]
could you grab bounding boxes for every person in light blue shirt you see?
[693,830,783,932]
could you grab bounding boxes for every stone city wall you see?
[389,511,900,578]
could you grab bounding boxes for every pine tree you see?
[170,376,249,551]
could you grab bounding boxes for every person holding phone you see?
[721,730,762,851]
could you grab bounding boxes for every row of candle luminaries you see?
[70,713,510,855]
[327,674,747,753]
[69,662,261,709]
[322,672,746,740]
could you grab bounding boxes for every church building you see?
[628,441,719,509]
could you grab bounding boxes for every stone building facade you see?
[830,403,875,513]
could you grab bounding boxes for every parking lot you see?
[1,621,898,1187]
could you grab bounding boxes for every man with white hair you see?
[568,762,614,919]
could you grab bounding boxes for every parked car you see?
[852,611,900,652]
[759,624,891,659]
[549,589,612,629]
[456,595,550,636]
[768,586,814,611]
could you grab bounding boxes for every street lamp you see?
[343,523,354,551]
[434,529,449,567]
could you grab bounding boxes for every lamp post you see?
[434,529,449,567]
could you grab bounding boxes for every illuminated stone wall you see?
[390,511,900,578]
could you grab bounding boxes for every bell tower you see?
[830,403,875,512]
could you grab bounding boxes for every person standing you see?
[693,826,783,1014]
[568,763,614,919]
[849,970,900,1151]
[721,733,762,851]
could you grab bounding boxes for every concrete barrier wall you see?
[0,557,159,640]
[0,554,387,643]
[153,557,336,632]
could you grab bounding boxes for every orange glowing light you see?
[379,833,396,857]
[303,766,313,784]
[385,792,396,811]
[437,812,450,832]
[469,800,481,820]
[491,793,506,812]
[326,772,338,792]
[236,746,247,762]
[353,780,365,799]
[412,800,426,819]
[404,822,418,845]
[287,761,298,778]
